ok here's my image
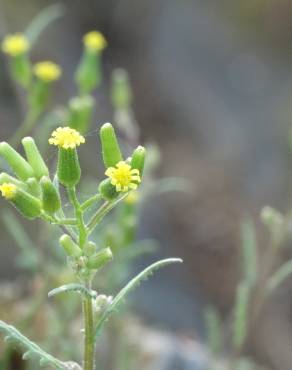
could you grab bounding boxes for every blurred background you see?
[2,1,292,369]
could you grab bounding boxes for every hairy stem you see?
[67,186,87,247]
[83,283,95,370]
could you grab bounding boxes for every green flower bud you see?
[0,142,34,180]
[10,54,31,88]
[98,178,119,201]
[131,145,146,177]
[29,80,50,115]
[22,137,49,179]
[83,241,97,257]
[26,177,41,197]
[59,234,82,258]
[87,247,113,270]
[75,50,102,95]
[57,148,81,187]
[40,176,61,214]
[0,172,27,189]
[100,123,122,168]
[68,95,94,133]
[111,68,133,110]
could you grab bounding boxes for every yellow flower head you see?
[2,33,29,56]
[105,161,141,193]
[33,61,61,82]
[0,183,17,200]
[83,31,107,52]
[49,127,85,149]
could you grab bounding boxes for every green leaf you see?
[232,282,250,351]
[0,320,71,369]
[240,216,257,286]
[95,258,182,338]
[204,305,222,355]
[267,259,292,293]
[25,3,66,46]
[48,283,97,299]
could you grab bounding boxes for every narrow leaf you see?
[95,258,182,337]
[204,305,222,355]
[240,216,257,286]
[267,259,292,293]
[48,283,97,299]
[232,282,250,350]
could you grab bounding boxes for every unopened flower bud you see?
[68,95,94,133]
[131,145,146,178]
[98,178,119,201]
[87,247,113,270]
[22,137,49,179]
[100,123,122,168]
[0,142,34,180]
[83,241,97,257]
[59,234,82,258]
[111,68,133,110]
[26,177,41,197]
[40,176,61,214]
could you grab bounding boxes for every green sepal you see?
[111,68,133,110]
[75,49,102,95]
[59,234,81,258]
[98,178,119,201]
[10,54,31,88]
[100,123,123,168]
[40,176,61,214]
[22,137,49,179]
[68,95,94,133]
[87,247,113,270]
[11,188,42,219]
[57,148,81,187]
[131,145,146,177]
[0,142,34,180]
[26,178,41,197]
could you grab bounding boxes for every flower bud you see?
[0,172,26,189]
[26,177,41,197]
[83,241,97,257]
[261,206,283,228]
[0,142,34,180]
[111,68,133,110]
[100,123,122,168]
[10,54,31,88]
[59,234,82,258]
[68,95,94,133]
[29,80,51,115]
[22,137,49,179]
[0,183,41,219]
[40,176,61,214]
[75,51,102,94]
[87,247,113,270]
[94,294,113,315]
[131,145,146,177]
[98,178,119,201]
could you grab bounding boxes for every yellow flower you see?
[83,31,107,52]
[2,33,29,56]
[49,127,85,149]
[124,191,139,205]
[105,161,141,192]
[0,183,17,200]
[33,61,61,82]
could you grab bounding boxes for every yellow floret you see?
[83,31,107,52]
[0,183,17,200]
[49,127,85,149]
[33,61,61,82]
[105,161,141,193]
[2,33,29,56]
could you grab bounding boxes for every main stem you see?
[83,281,95,370]
[9,108,39,148]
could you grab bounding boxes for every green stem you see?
[81,193,102,212]
[82,282,95,370]
[67,186,87,247]
[9,108,39,147]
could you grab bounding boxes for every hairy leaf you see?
[48,283,97,299]
[267,259,292,293]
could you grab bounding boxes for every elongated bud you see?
[68,95,94,133]
[29,80,50,115]
[100,123,122,168]
[98,178,119,201]
[57,148,81,187]
[87,247,113,270]
[40,176,61,214]
[0,172,27,189]
[83,241,97,257]
[0,142,34,180]
[0,183,41,219]
[131,145,146,177]
[59,234,82,258]
[111,68,133,110]
[26,178,41,197]
[22,137,49,179]
[11,54,31,87]
[75,51,102,94]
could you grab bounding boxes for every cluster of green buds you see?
[0,123,146,280]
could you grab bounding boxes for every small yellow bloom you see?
[124,191,139,205]
[105,161,141,192]
[0,183,17,200]
[83,31,107,52]
[49,127,85,149]
[33,61,61,82]
[2,33,29,56]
